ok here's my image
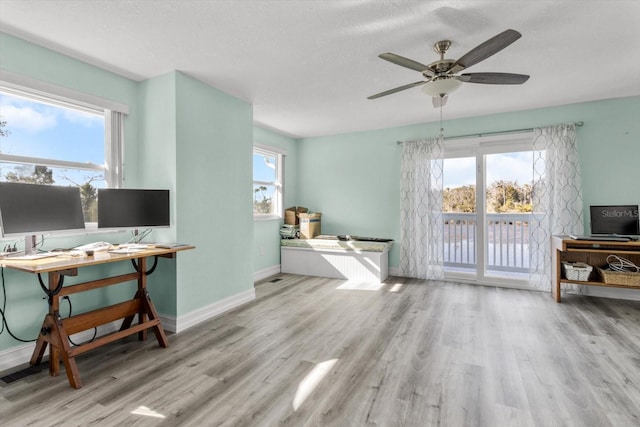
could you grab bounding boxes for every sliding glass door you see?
[443,135,534,284]
[443,156,477,275]
[484,151,533,280]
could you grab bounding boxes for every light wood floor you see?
[1,274,640,426]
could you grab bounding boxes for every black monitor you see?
[0,182,86,253]
[97,189,170,231]
[590,205,639,235]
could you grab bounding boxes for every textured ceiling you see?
[1,0,639,138]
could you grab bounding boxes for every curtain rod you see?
[397,121,584,144]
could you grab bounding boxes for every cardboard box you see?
[285,206,308,225]
[299,212,322,239]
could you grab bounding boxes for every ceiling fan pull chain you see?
[439,102,444,138]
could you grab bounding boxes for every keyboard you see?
[108,247,144,254]
[5,252,58,260]
[74,241,112,252]
[569,235,630,242]
[119,243,151,249]
[154,243,188,249]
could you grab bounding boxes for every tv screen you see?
[0,182,85,237]
[590,205,639,235]
[98,189,170,229]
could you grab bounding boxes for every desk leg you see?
[30,312,83,388]
[138,257,148,341]
[49,313,82,388]
[142,290,169,348]
[30,329,48,367]
[30,319,57,375]
[29,271,84,388]
[553,249,562,303]
[119,257,169,348]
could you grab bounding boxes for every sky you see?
[443,151,535,188]
[0,91,105,187]
[253,152,276,183]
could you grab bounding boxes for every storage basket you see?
[562,262,593,281]
[596,267,640,287]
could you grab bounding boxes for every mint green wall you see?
[0,34,255,353]
[253,126,298,274]
[0,33,139,117]
[296,96,640,268]
[136,72,179,315]
[0,33,143,351]
[120,70,256,316]
[173,72,254,314]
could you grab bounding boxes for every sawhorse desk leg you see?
[29,258,169,389]
[30,271,83,388]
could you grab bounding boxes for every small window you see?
[253,145,284,219]
[0,84,124,224]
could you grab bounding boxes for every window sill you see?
[254,215,282,222]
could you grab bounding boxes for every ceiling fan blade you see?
[367,81,428,99]
[432,95,448,108]
[449,29,522,74]
[379,53,436,76]
[456,72,530,84]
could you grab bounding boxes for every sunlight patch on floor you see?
[293,359,338,411]
[131,406,166,419]
[336,281,385,291]
[389,282,403,292]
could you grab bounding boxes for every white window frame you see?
[253,143,285,220]
[0,72,128,227]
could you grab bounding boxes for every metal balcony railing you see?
[443,212,532,273]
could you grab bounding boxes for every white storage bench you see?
[280,238,392,282]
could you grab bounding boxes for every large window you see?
[0,81,125,224]
[253,144,284,219]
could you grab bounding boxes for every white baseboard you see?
[254,265,281,282]
[389,266,400,277]
[160,288,256,334]
[0,289,256,373]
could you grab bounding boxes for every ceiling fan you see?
[368,29,529,107]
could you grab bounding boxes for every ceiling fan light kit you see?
[368,29,529,106]
[421,76,462,97]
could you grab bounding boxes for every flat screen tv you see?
[0,182,86,253]
[97,189,170,230]
[590,205,639,235]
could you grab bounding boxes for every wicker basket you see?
[562,262,593,281]
[596,267,640,287]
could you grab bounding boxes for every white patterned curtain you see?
[530,124,584,290]
[399,137,444,279]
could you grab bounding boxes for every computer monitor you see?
[0,182,86,254]
[590,205,639,235]
[97,189,170,233]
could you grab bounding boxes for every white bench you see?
[280,238,392,282]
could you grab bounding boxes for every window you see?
[253,144,284,219]
[0,79,125,224]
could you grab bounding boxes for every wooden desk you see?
[551,236,640,302]
[0,245,194,388]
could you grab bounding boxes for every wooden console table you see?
[0,245,193,388]
[551,236,640,302]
